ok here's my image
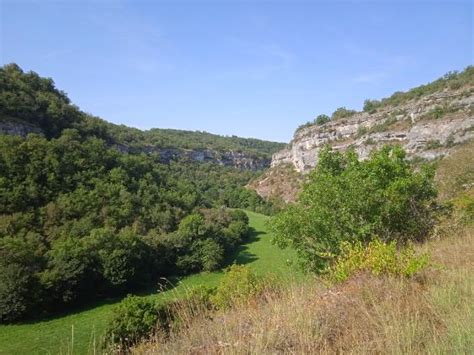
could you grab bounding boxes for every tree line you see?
[0,64,279,322]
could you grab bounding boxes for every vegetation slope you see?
[0,64,285,325]
[0,63,285,159]
[134,141,473,354]
[0,211,300,354]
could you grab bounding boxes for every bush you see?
[185,284,217,310]
[0,235,44,322]
[315,114,330,125]
[328,239,430,282]
[425,140,443,150]
[356,126,368,138]
[422,106,446,120]
[271,146,438,272]
[104,296,172,349]
[211,265,261,309]
[331,107,357,120]
[195,239,225,272]
[363,99,380,113]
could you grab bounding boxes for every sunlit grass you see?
[0,211,301,354]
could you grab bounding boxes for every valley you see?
[0,64,472,354]
[0,211,301,354]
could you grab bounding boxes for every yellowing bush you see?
[328,239,430,282]
[210,265,262,309]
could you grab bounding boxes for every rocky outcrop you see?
[0,118,43,137]
[113,144,270,170]
[248,163,305,203]
[142,147,270,170]
[0,119,270,170]
[272,88,474,173]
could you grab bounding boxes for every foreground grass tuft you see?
[134,224,473,354]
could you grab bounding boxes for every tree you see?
[315,114,330,125]
[0,234,45,321]
[331,107,356,120]
[271,146,438,272]
[363,99,380,113]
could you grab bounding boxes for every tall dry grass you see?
[132,224,473,354]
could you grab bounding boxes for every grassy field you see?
[0,211,301,354]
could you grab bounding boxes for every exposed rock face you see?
[113,144,270,170]
[272,88,474,173]
[0,119,270,170]
[0,119,43,137]
[139,147,271,170]
[247,163,305,203]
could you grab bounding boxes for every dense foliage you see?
[104,296,171,350]
[0,129,254,322]
[0,64,281,323]
[0,64,83,138]
[0,64,284,158]
[271,146,438,271]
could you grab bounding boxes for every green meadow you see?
[0,211,301,354]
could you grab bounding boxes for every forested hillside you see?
[0,64,281,323]
[0,63,285,162]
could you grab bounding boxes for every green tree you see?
[363,99,380,113]
[315,114,330,125]
[331,107,356,120]
[0,234,45,321]
[271,146,438,272]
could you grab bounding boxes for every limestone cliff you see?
[272,87,474,173]
[0,118,271,171]
[115,144,271,170]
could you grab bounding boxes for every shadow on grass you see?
[8,227,266,326]
[226,226,265,266]
[10,296,123,326]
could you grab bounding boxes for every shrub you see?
[356,126,368,138]
[295,114,331,133]
[295,121,313,132]
[271,146,438,272]
[425,140,442,150]
[196,239,224,272]
[364,137,376,145]
[315,114,330,125]
[328,239,430,282]
[449,80,462,90]
[423,106,446,120]
[445,134,455,148]
[363,99,380,113]
[331,107,357,120]
[104,295,173,349]
[186,284,217,309]
[0,235,44,322]
[211,265,261,309]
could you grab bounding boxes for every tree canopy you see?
[271,146,438,272]
[0,64,279,323]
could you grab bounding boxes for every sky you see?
[1,0,472,142]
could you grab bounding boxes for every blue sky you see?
[1,0,472,142]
